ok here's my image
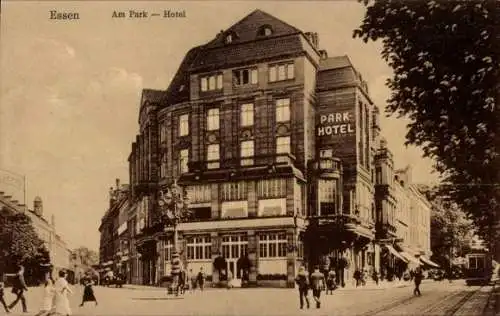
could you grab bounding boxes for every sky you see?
[0,1,440,251]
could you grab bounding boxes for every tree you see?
[353,1,500,247]
[0,211,50,281]
[72,246,99,267]
[424,187,475,268]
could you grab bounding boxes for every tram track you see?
[358,286,483,316]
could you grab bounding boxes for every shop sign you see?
[317,112,355,136]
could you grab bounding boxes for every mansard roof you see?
[162,9,307,107]
[204,9,301,48]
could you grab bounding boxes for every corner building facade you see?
[128,10,381,287]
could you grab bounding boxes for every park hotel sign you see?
[317,112,355,136]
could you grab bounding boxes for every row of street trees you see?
[354,0,500,248]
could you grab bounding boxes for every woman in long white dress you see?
[35,272,55,316]
[54,270,73,316]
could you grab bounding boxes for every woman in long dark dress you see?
[80,276,98,307]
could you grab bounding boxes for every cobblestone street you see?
[4,280,498,316]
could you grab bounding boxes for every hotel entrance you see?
[221,234,248,285]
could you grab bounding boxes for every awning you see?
[385,245,409,263]
[400,252,422,266]
[420,256,440,268]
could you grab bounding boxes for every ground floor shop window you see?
[259,232,287,258]
[186,235,211,260]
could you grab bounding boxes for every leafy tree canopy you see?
[72,246,99,267]
[0,211,50,274]
[421,186,475,266]
[354,0,500,245]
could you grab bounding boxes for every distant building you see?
[98,179,130,279]
[0,191,72,276]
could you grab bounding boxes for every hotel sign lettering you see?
[317,112,355,136]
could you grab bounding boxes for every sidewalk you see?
[121,279,432,292]
[336,278,433,291]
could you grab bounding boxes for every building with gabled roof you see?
[124,9,398,288]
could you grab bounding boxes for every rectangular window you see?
[276,136,291,155]
[221,182,247,201]
[319,179,337,216]
[179,149,189,174]
[276,98,290,122]
[233,68,258,86]
[160,125,167,143]
[201,77,208,92]
[209,76,216,90]
[186,185,211,203]
[257,179,287,199]
[217,74,223,89]
[200,74,223,92]
[258,233,287,258]
[186,235,211,260]
[240,103,254,127]
[251,69,258,84]
[240,140,254,166]
[221,235,248,259]
[207,108,220,131]
[160,154,167,178]
[179,114,189,137]
[207,144,220,169]
[269,63,295,82]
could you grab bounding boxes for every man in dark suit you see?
[8,265,28,313]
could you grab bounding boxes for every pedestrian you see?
[79,275,97,307]
[372,270,379,286]
[326,269,336,295]
[0,281,10,313]
[413,266,423,296]
[8,265,28,313]
[197,268,205,291]
[310,266,326,309]
[226,270,234,290]
[353,269,361,287]
[295,266,309,309]
[54,270,73,316]
[189,269,197,293]
[34,272,55,316]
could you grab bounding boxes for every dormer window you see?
[225,34,233,44]
[258,25,273,37]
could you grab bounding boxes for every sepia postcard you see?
[1,1,498,315]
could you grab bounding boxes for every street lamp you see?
[157,180,190,292]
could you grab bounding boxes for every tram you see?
[464,251,493,285]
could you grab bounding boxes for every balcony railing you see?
[309,157,342,174]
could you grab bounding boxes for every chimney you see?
[312,32,319,48]
[51,214,55,228]
[34,196,43,217]
[116,178,120,190]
